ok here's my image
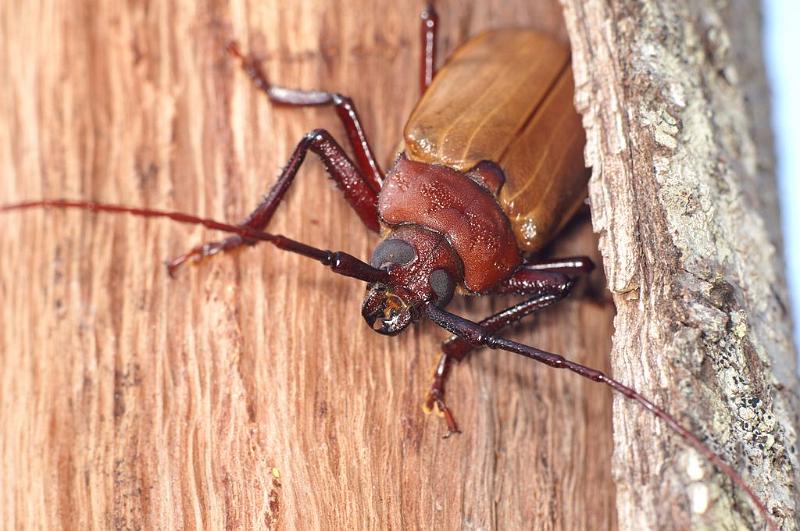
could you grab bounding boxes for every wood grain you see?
[0,1,616,529]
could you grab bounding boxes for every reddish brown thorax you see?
[378,155,521,293]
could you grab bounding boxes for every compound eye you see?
[429,269,455,306]
[370,239,417,270]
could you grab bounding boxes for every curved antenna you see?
[0,199,388,283]
[424,302,777,529]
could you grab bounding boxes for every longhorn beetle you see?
[0,4,777,528]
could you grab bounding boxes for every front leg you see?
[166,129,379,275]
[425,267,580,436]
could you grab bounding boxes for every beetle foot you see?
[423,388,461,438]
[226,40,244,60]
[226,40,272,91]
[165,235,247,277]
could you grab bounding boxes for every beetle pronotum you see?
[0,4,777,528]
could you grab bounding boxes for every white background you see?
[765,0,799,357]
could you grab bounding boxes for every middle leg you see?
[228,42,384,193]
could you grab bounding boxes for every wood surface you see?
[0,1,618,530]
[561,0,800,528]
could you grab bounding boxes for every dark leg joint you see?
[165,235,247,277]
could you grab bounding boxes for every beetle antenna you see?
[424,302,777,529]
[0,199,388,283]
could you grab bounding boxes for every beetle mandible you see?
[0,4,777,527]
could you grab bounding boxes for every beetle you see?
[0,4,776,527]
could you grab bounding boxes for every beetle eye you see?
[370,239,417,270]
[429,269,455,306]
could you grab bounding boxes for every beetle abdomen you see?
[378,155,521,293]
[404,30,588,253]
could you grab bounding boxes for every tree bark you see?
[1,1,618,529]
[561,0,800,528]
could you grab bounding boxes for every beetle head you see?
[362,225,462,335]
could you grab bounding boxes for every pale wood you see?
[0,1,617,530]
[561,0,800,528]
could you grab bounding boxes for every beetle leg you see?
[166,129,379,275]
[425,272,575,437]
[419,3,438,94]
[227,41,383,193]
[504,256,595,284]
[493,258,593,294]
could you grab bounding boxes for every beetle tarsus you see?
[226,40,244,60]
[164,259,182,279]
[165,235,248,276]
[437,402,461,438]
[424,350,463,437]
[423,385,461,438]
